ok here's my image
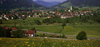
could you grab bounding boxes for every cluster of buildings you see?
[3,26,36,37]
[0,8,94,20]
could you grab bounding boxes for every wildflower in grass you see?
[0,38,2,40]
[63,41,65,42]
[14,45,16,47]
[73,46,75,47]
[27,45,30,46]
[67,44,70,47]
[27,39,29,40]
[32,42,34,44]
[26,42,29,43]
[40,45,41,47]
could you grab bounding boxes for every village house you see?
[10,27,36,37]
[47,16,51,18]
[61,16,72,19]
[56,12,61,15]
[25,30,36,37]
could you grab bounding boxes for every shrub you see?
[40,34,43,37]
[43,33,45,37]
[0,20,3,24]
[76,31,87,40]
[34,20,41,25]
[61,34,65,38]
[12,30,24,38]
[32,27,35,30]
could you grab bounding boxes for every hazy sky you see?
[33,0,67,2]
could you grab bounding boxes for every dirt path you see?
[37,31,100,40]
[34,37,77,40]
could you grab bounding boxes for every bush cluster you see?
[76,31,87,40]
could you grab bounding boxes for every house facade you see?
[25,30,36,37]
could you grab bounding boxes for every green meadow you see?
[0,17,100,38]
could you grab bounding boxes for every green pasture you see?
[2,17,46,25]
[0,17,100,38]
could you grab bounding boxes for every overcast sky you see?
[33,0,67,2]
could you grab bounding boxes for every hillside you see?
[69,0,100,7]
[0,0,45,11]
[52,0,100,9]
[35,0,60,7]
[52,1,71,9]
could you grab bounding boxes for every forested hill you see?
[52,0,100,9]
[69,0,100,7]
[0,0,44,11]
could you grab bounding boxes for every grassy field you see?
[0,38,100,47]
[0,17,100,38]
[1,17,46,25]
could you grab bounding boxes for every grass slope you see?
[0,17,100,38]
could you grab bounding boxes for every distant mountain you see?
[52,0,100,9]
[69,0,100,7]
[51,1,71,9]
[35,0,60,7]
[0,0,45,11]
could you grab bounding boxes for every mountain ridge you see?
[52,0,100,9]
[0,0,45,11]
[35,0,60,7]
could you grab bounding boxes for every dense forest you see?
[69,0,100,7]
[0,0,45,11]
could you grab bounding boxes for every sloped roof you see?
[11,27,16,30]
[3,26,10,30]
[25,30,35,34]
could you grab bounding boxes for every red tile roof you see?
[25,30,35,34]
[47,16,51,17]
[11,27,16,30]
[3,26,10,30]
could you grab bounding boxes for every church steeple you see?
[70,6,72,10]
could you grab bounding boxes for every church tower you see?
[70,6,72,10]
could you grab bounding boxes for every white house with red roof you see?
[25,30,36,37]
[47,16,51,18]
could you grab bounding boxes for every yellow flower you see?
[40,45,41,47]
[32,42,34,44]
[67,44,70,47]
[27,39,29,40]
[26,42,29,43]
[63,41,65,42]
[73,46,75,47]
[27,45,30,46]
[0,38,2,40]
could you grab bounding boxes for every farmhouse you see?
[25,30,36,37]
